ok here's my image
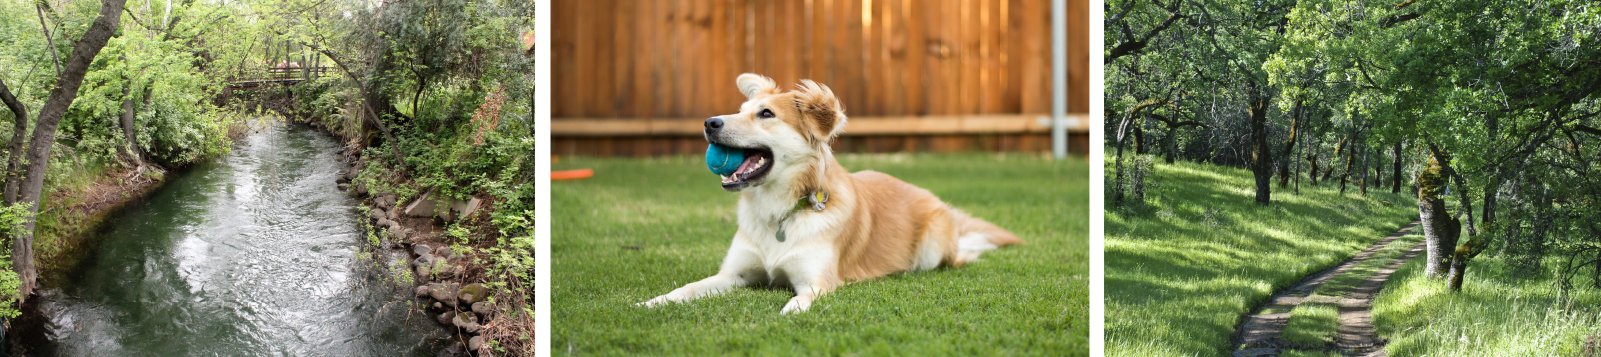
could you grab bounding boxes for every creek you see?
[8,123,443,355]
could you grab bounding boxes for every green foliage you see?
[0,202,33,320]
[481,209,532,297]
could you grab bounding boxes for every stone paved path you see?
[1232,221,1421,357]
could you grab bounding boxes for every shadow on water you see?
[5,121,445,356]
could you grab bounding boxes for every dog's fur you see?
[639,74,1022,314]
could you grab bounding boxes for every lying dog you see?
[639,74,1022,314]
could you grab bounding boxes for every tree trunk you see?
[36,4,61,78]
[1391,141,1403,194]
[1374,153,1383,190]
[1340,135,1356,195]
[1164,126,1178,164]
[1114,131,1128,206]
[312,47,407,171]
[1294,122,1303,194]
[1481,177,1499,230]
[1307,151,1319,186]
[1360,141,1371,195]
[1323,136,1347,181]
[1277,100,1302,189]
[1447,252,1467,290]
[1133,117,1147,155]
[14,0,124,297]
[1249,96,1272,205]
[119,77,148,167]
[1419,150,1460,278]
[0,79,27,205]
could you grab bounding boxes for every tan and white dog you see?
[638,74,1022,314]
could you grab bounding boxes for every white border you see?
[1088,0,1106,355]
[533,0,553,354]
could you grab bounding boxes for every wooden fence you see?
[553,0,1090,156]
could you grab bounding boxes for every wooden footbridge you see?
[226,66,331,90]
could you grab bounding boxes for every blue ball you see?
[706,143,744,176]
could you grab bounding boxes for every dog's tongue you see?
[733,153,762,175]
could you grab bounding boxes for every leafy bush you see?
[0,202,33,320]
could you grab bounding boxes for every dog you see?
[638,73,1022,314]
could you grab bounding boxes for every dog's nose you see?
[704,117,724,133]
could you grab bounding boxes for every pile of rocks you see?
[341,152,496,356]
[415,278,496,352]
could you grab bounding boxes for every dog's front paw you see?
[638,289,689,308]
[779,296,813,314]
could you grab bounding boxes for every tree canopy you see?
[1108,0,1601,291]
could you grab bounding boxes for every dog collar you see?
[777,191,828,242]
[793,191,828,212]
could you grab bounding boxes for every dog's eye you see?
[758,109,775,118]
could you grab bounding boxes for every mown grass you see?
[552,153,1088,356]
[1373,253,1601,356]
[1106,159,1417,357]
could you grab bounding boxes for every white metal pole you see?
[1051,0,1068,159]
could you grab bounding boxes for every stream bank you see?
[319,115,529,356]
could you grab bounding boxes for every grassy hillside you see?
[1106,160,1417,357]
[1374,253,1601,356]
[552,153,1087,356]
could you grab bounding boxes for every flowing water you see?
[10,123,444,356]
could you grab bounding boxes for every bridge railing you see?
[227,66,333,87]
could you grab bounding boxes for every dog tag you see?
[776,226,786,242]
[808,191,829,211]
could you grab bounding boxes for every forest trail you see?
[1232,220,1421,357]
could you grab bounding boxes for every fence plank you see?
[612,1,636,116]
[552,0,1090,155]
[551,114,1089,136]
[551,0,575,117]
[633,0,658,120]
[1067,0,1089,112]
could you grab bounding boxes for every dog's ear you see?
[792,80,847,143]
[737,73,779,99]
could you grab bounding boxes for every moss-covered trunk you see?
[1418,155,1460,278]
[1249,96,1272,205]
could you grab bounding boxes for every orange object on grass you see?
[552,168,593,181]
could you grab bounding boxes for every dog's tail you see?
[950,209,1022,265]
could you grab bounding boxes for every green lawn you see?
[1106,160,1417,357]
[552,153,1088,356]
[1373,253,1601,356]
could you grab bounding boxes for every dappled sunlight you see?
[1281,303,1338,346]
[1108,161,1417,356]
[1373,255,1601,356]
